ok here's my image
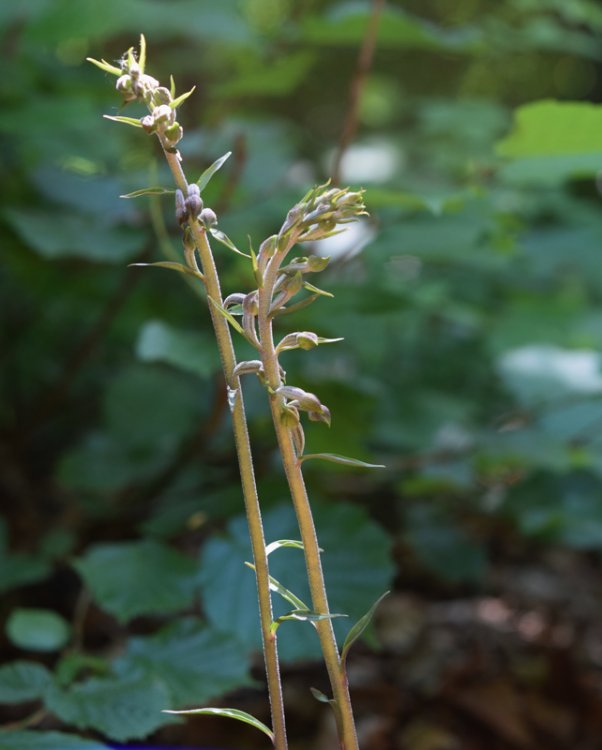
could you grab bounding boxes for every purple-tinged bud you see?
[128,61,141,78]
[116,74,133,96]
[175,189,187,226]
[152,105,173,125]
[199,207,218,228]
[140,114,156,133]
[153,87,173,105]
[185,191,203,219]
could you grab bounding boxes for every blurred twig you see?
[331,0,386,185]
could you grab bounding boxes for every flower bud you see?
[115,74,134,98]
[141,114,156,133]
[153,86,173,105]
[163,122,183,146]
[152,104,173,125]
[175,189,187,225]
[199,207,217,228]
[128,61,141,78]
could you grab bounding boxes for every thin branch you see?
[330,0,386,185]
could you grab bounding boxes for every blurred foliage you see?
[1,0,602,747]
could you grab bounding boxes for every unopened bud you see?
[163,122,183,146]
[128,61,141,78]
[199,207,217,227]
[175,189,187,225]
[152,105,173,125]
[141,114,156,133]
[153,87,173,105]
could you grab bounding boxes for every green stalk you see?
[160,145,288,750]
[256,253,359,750]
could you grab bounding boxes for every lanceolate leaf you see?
[310,687,333,704]
[196,151,232,192]
[303,281,333,298]
[170,86,196,110]
[244,562,309,611]
[103,115,143,128]
[341,591,389,667]
[209,227,251,258]
[163,707,273,742]
[265,539,305,556]
[299,453,385,469]
[272,609,347,633]
[208,296,246,336]
[129,261,205,282]
[120,187,175,198]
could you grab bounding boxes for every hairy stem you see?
[257,256,359,750]
[161,145,288,750]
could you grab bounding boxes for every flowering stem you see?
[257,247,359,750]
[159,146,288,750]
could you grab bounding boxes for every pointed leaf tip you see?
[197,152,232,192]
[341,591,390,666]
[162,707,274,742]
[299,453,385,469]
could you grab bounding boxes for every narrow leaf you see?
[265,539,305,556]
[208,296,246,336]
[244,562,308,610]
[138,34,147,74]
[169,74,176,98]
[163,707,273,742]
[299,453,385,469]
[274,609,347,628]
[303,281,333,298]
[341,591,389,666]
[170,86,196,110]
[310,687,332,704]
[197,152,232,192]
[86,57,122,76]
[276,294,321,316]
[209,228,251,258]
[120,186,175,198]
[103,115,143,128]
[129,261,204,282]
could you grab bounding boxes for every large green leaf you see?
[2,209,145,263]
[136,320,219,379]
[74,540,198,623]
[0,661,53,703]
[496,100,602,183]
[114,618,252,705]
[0,731,109,750]
[44,675,172,742]
[199,502,394,661]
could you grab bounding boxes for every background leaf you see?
[6,609,70,652]
[74,540,198,622]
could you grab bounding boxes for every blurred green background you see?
[2,1,602,748]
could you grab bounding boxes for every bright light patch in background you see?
[331,140,402,184]
[499,345,602,402]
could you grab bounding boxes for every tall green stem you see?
[161,146,288,750]
[257,253,359,750]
